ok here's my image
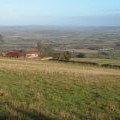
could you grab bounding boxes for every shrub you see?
[53,51,71,61]
[77,53,85,58]
[59,51,71,61]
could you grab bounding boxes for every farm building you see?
[25,48,39,58]
[4,51,24,58]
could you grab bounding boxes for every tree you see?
[0,34,4,43]
[115,42,120,49]
[37,41,53,58]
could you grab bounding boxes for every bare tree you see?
[37,41,53,58]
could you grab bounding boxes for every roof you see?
[26,48,39,54]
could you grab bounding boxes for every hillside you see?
[0,58,120,120]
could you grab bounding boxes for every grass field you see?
[0,58,120,120]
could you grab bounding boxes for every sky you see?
[0,0,120,26]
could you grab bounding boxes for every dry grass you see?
[0,58,119,76]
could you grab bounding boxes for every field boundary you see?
[51,59,120,69]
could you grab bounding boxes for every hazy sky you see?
[0,0,120,26]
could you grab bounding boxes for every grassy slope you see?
[0,58,120,120]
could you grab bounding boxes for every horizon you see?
[0,25,120,28]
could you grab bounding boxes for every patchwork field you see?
[0,58,120,120]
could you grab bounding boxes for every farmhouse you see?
[25,48,39,58]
